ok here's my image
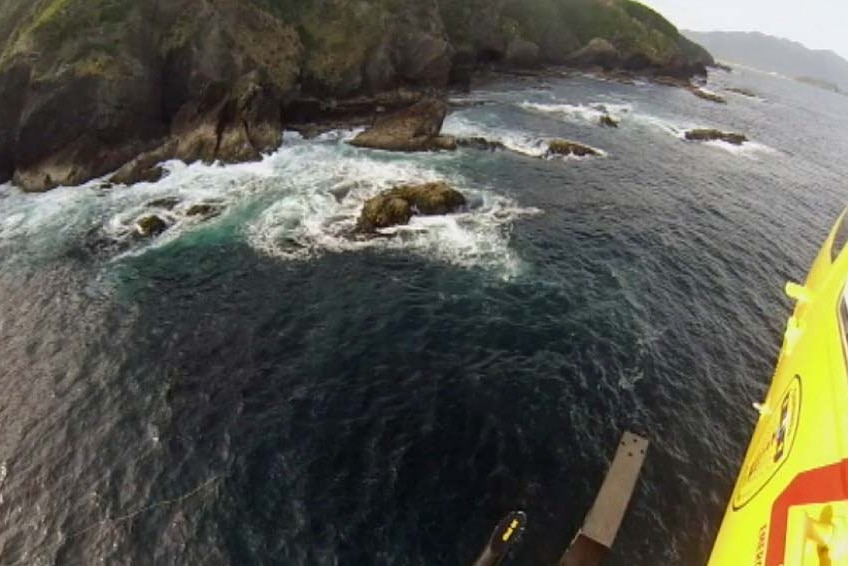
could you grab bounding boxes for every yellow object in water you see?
[708,209,848,566]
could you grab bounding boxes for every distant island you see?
[0,0,713,193]
[683,30,848,93]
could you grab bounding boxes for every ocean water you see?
[0,68,847,565]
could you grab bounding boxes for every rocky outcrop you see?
[545,139,600,158]
[350,98,457,152]
[684,129,748,145]
[110,144,176,187]
[170,72,283,164]
[689,87,727,104]
[110,72,282,186]
[357,181,467,232]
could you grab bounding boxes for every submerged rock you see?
[357,181,466,232]
[349,98,456,152]
[136,214,169,237]
[456,137,507,151]
[726,87,757,98]
[119,165,165,186]
[545,139,600,158]
[146,197,182,210]
[689,87,727,104]
[599,115,620,128]
[185,203,224,219]
[684,129,748,145]
[110,143,176,186]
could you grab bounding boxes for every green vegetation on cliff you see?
[437,0,707,65]
[2,0,710,80]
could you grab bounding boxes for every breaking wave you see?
[245,137,541,278]
[442,113,606,159]
[0,133,540,279]
[518,100,633,124]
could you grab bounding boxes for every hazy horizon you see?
[644,0,848,62]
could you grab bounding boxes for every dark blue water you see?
[1,68,847,565]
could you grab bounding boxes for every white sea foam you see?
[701,139,778,158]
[627,114,776,158]
[631,114,687,138]
[695,87,722,98]
[245,139,541,277]
[442,113,606,159]
[0,183,94,244]
[516,97,760,153]
[0,132,539,277]
[518,100,633,124]
[442,114,550,157]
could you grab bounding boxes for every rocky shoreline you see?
[1,65,713,192]
[0,0,717,193]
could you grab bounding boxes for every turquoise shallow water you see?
[0,68,847,565]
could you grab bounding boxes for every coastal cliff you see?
[0,0,713,191]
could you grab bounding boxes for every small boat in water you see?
[708,208,848,565]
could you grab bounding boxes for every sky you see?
[643,0,848,61]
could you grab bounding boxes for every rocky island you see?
[0,0,714,192]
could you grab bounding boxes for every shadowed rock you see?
[599,115,620,128]
[684,129,748,145]
[357,181,466,232]
[457,137,507,151]
[506,39,541,67]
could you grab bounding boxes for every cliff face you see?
[0,0,713,191]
